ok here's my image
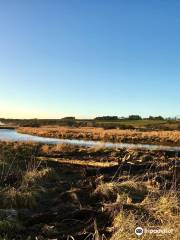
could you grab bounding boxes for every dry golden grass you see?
[18,126,180,145]
[23,167,57,186]
[0,141,179,239]
[94,181,148,203]
[37,156,118,167]
[110,192,180,240]
[41,143,78,154]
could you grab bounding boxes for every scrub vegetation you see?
[0,141,179,239]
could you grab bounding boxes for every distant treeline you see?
[0,115,179,130]
[94,115,165,121]
[0,117,91,127]
[0,118,76,127]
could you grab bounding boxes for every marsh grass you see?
[0,142,55,209]
[93,161,179,240]
[0,141,179,239]
[19,126,180,145]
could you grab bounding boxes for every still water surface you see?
[0,129,180,151]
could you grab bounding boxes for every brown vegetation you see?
[0,141,179,239]
[18,126,180,146]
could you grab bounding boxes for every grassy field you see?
[0,141,179,239]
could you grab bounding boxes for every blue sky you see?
[0,0,179,118]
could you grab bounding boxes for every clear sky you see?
[0,0,179,119]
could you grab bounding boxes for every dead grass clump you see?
[94,181,148,203]
[110,213,160,240]
[94,182,119,202]
[110,191,180,240]
[110,212,137,239]
[51,143,78,153]
[0,186,42,208]
[41,144,50,154]
[154,193,180,223]
[23,167,57,186]
[118,181,148,203]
